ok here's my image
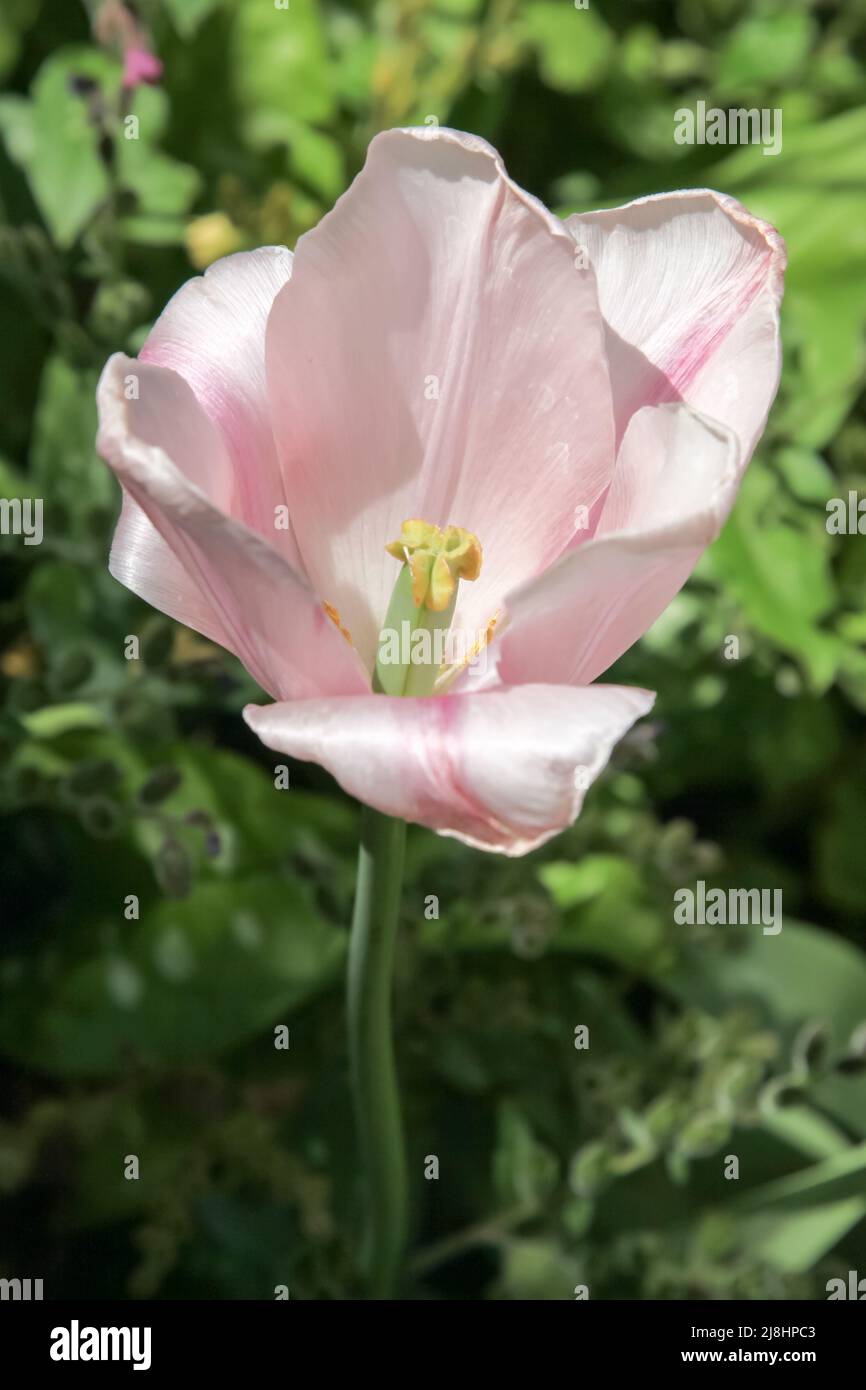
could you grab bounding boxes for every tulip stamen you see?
[434,609,501,692]
[385,519,482,613]
[375,518,482,697]
[323,601,353,646]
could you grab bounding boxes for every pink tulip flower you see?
[122,45,163,90]
[96,127,785,855]
[94,1,162,90]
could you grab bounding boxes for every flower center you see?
[374,518,482,697]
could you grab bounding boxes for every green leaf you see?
[117,214,189,247]
[0,94,34,166]
[569,1139,614,1197]
[126,743,357,880]
[667,920,866,1138]
[715,11,814,92]
[539,855,666,969]
[18,702,106,739]
[117,86,200,223]
[232,0,336,143]
[493,1101,559,1208]
[715,106,866,191]
[0,874,345,1076]
[283,121,345,202]
[498,1238,580,1301]
[520,2,613,93]
[735,1143,866,1215]
[668,920,866,1043]
[675,1111,731,1159]
[708,469,840,690]
[775,447,835,504]
[540,854,625,909]
[29,355,109,525]
[0,50,113,247]
[744,1199,866,1274]
[759,1105,852,1163]
[716,110,866,449]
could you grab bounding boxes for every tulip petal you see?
[266,126,615,673]
[109,490,227,646]
[568,190,785,455]
[138,245,301,564]
[244,683,654,856]
[488,404,739,689]
[97,354,368,701]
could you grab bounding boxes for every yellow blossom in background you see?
[185,212,244,270]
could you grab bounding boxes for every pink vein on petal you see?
[663,248,771,396]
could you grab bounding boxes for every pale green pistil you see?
[373,519,482,698]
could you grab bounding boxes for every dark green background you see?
[0,0,865,1300]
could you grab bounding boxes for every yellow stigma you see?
[385,519,482,612]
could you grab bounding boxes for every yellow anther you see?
[385,519,482,612]
[434,609,501,692]
[323,601,353,646]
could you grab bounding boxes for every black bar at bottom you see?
[0,1297,862,1374]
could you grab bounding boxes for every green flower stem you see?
[347,804,408,1298]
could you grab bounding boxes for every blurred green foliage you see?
[0,0,865,1300]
